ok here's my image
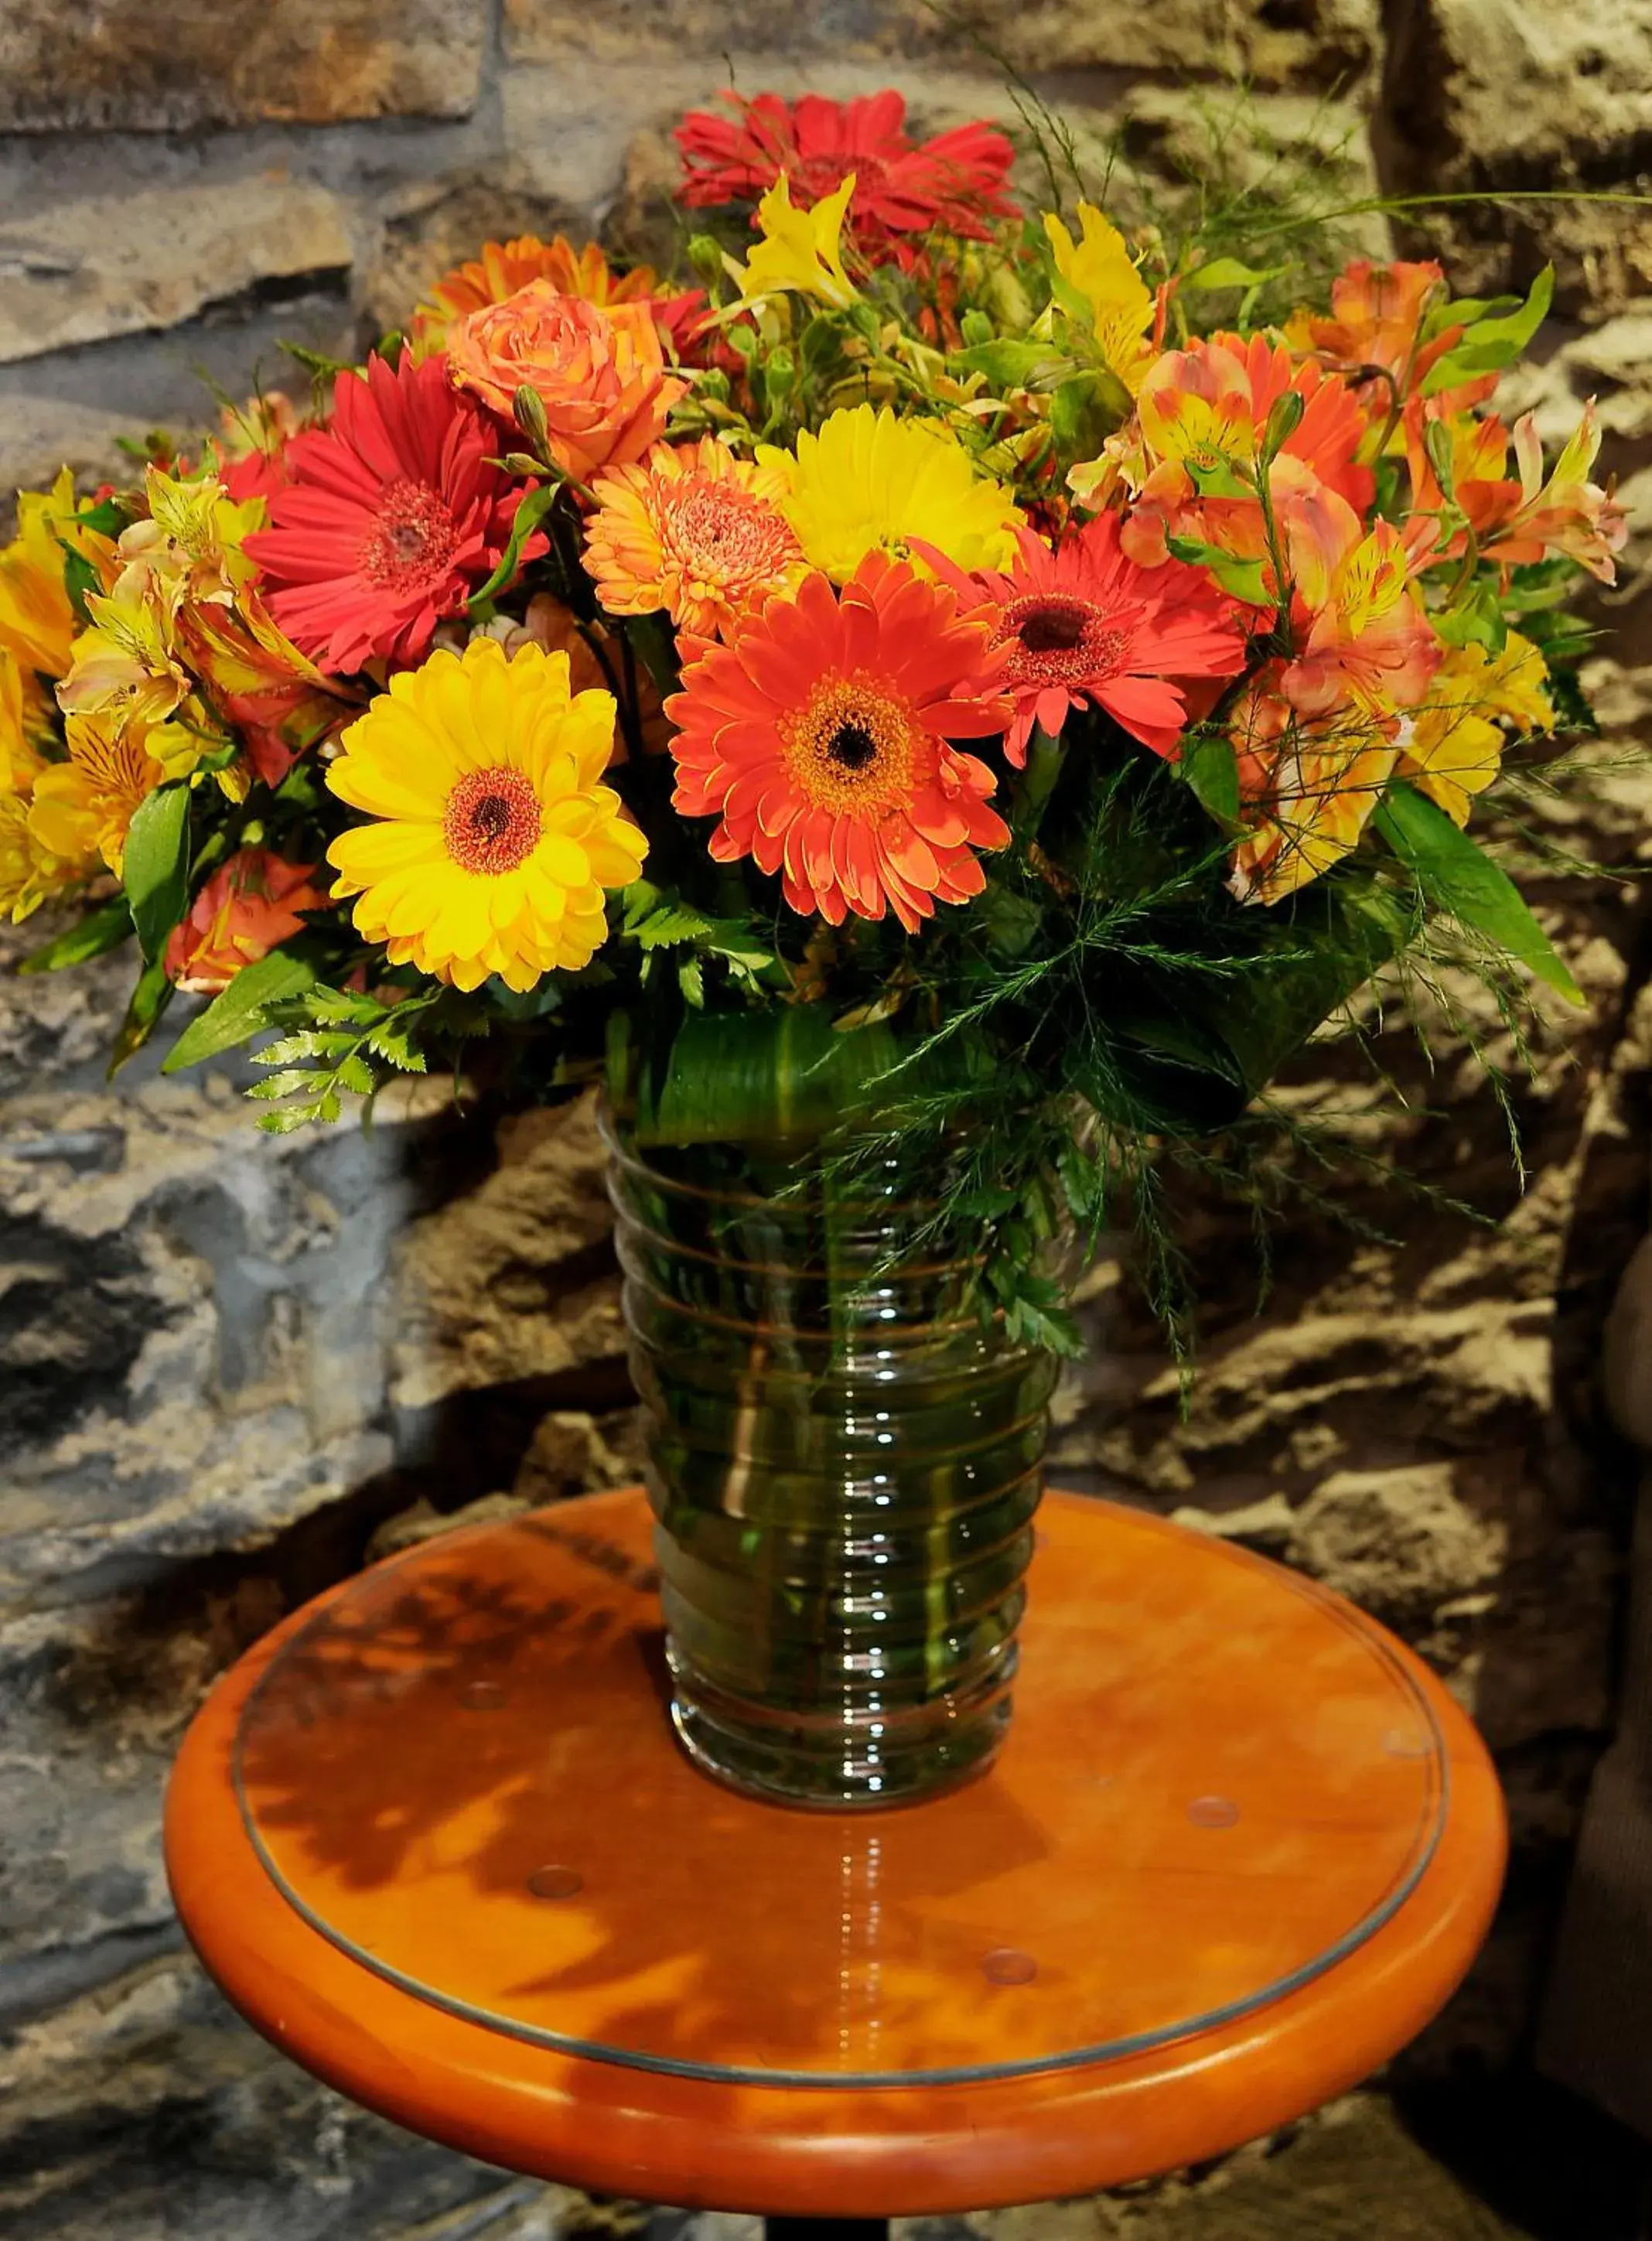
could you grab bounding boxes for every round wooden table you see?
[164,1486,1505,2221]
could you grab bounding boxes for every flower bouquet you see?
[0,87,1624,1805]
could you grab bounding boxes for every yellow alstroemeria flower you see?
[0,791,90,922]
[0,647,46,796]
[0,466,82,682]
[58,562,193,733]
[27,712,170,881]
[1045,203,1156,397]
[136,465,265,605]
[1229,682,1400,907]
[1398,630,1554,826]
[732,173,859,311]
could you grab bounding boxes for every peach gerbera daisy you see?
[664,552,1011,932]
[582,438,807,641]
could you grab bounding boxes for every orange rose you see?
[445,282,686,483]
[164,848,329,993]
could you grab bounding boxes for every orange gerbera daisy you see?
[413,234,702,357]
[664,553,1011,932]
[582,438,807,641]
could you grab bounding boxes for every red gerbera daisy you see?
[664,553,1012,933]
[674,89,1019,249]
[919,513,1251,765]
[245,353,536,675]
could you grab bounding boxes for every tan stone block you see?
[503,0,1378,87]
[0,0,487,132]
[1288,1460,1509,1620]
[1379,0,1652,313]
[362,175,582,337]
[0,177,353,366]
[0,398,148,513]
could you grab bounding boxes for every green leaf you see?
[247,1067,323,1102]
[1166,535,1270,605]
[633,901,713,949]
[624,610,682,695]
[1183,255,1287,292]
[619,1006,988,1150]
[76,496,127,538]
[122,784,191,962]
[161,948,319,1072]
[1374,778,1584,1003]
[257,1104,324,1135]
[60,545,104,629]
[19,897,134,973]
[466,483,559,614]
[332,1053,377,1096]
[108,958,173,1075]
[255,1028,358,1066]
[1049,367,1133,461]
[282,341,355,380]
[1422,265,1554,395]
[1185,453,1254,500]
[954,338,1072,390]
[364,1018,428,1072]
[1181,734,1241,827]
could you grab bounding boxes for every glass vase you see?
[603,1112,1059,1809]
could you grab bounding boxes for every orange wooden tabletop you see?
[164,1486,1506,2216]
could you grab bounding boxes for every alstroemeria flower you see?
[732,173,860,310]
[1045,203,1158,398]
[1118,333,1374,591]
[1398,630,1554,826]
[1283,507,1441,722]
[1228,668,1401,905]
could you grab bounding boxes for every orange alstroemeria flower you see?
[1121,333,1374,593]
[164,848,330,994]
[1228,666,1401,906]
[1405,398,1629,584]
[1285,258,1499,439]
[1283,504,1441,722]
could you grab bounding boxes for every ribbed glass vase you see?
[603,1112,1060,1809]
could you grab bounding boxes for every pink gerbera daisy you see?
[675,90,1019,249]
[664,553,1012,933]
[245,353,536,675]
[920,513,1251,765]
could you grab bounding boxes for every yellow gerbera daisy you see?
[325,637,647,993]
[582,437,807,641]
[762,404,1021,585]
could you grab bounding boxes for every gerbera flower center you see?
[1002,593,1130,689]
[795,152,885,203]
[828,721,879,769]
[360,477,462,592]
[443,767,543,875]
[663,480,797,586]
[783,675,914,811]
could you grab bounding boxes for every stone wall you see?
[2,3,1650,2236]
